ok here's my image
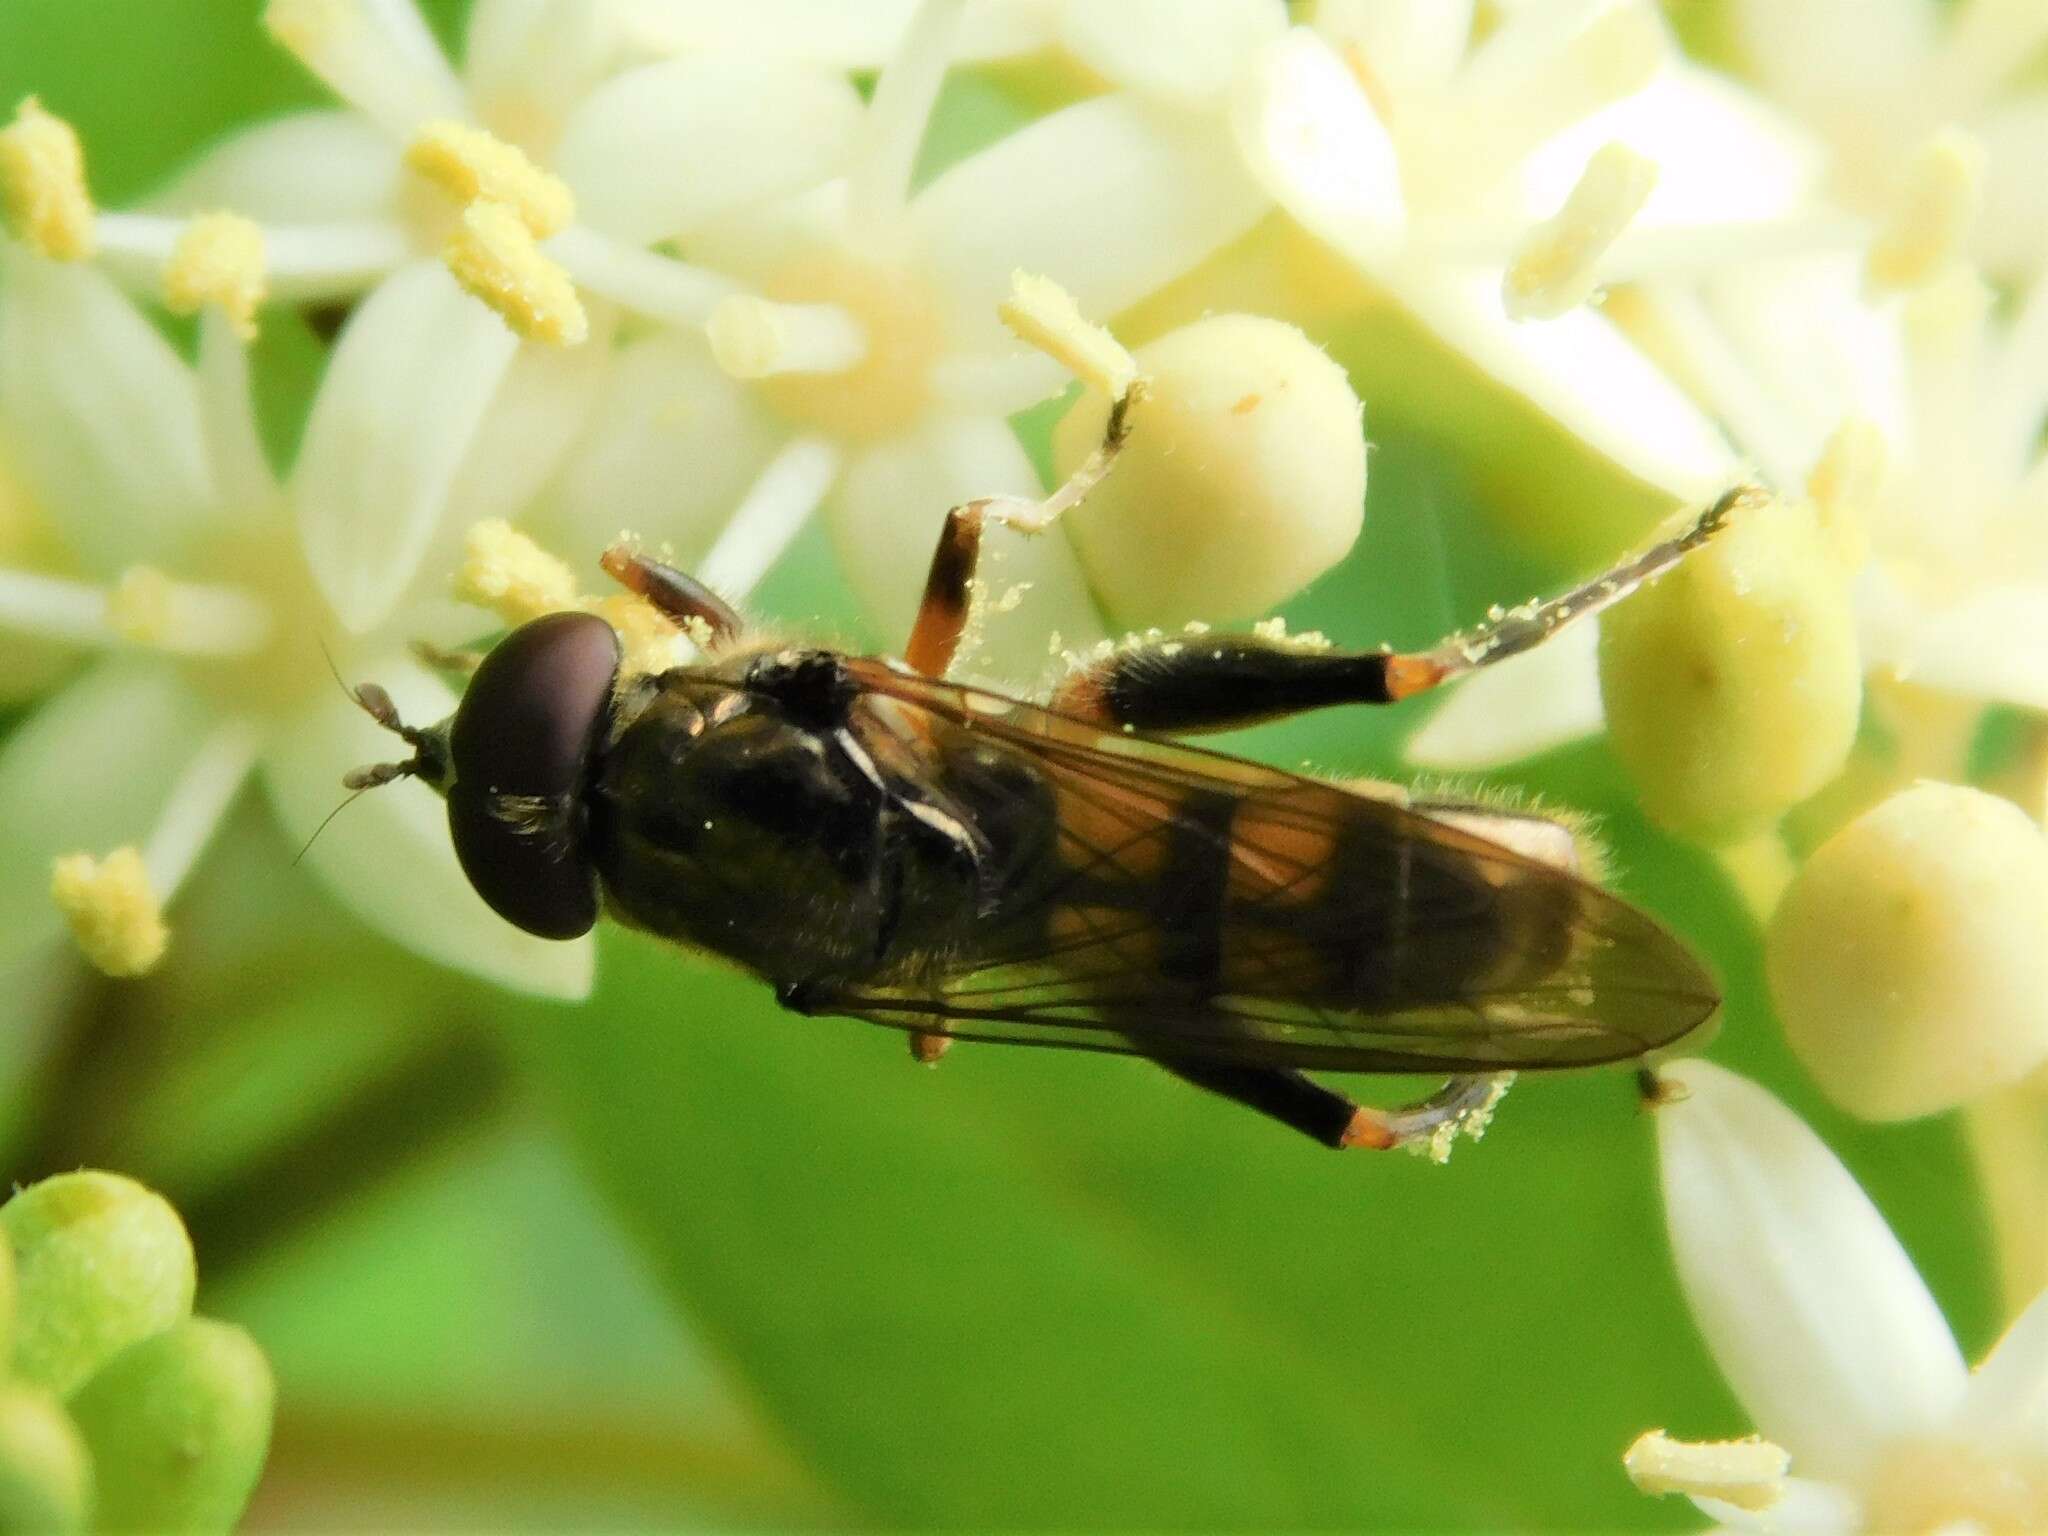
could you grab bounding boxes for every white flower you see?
[539,0,1298,681]
[1725,0,2048,283]
[1627,1059,2048,1534]
[0,245,590,1000]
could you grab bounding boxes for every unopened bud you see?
[1598,492,1860,841]
[3,1172,194,1399]
[1767,782,2048,1120]
[1051,313,1364,628]
[0,1385,88,1534]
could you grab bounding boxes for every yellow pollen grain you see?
[107,566,174,646]
[50,847,168,978]
[1505,143,1656,321]
[0,97,95,260]
[443,199,587,345]
[405,120,574,238]
[1623,1429,1789,1512]
[163,212,268,340]
[589,592,685,676]
[1000,270,1138,400]
[1867,129,1983,292]
[454,519,580,624]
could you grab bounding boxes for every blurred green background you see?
[0,1,1996,1528]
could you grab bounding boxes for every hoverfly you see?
[348,405,1730,1154]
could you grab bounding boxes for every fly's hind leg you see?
[1161,1061,1513,1156]
[1048,485,1755,735]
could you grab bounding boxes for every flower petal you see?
[1730,0,1935,120]
[0,253,214,570]
[1310,0,1474,102]
[535,329,785,565]
[1955,1282,2048,1455]
[0,662,222,979]
[912,93,1269,355]
[149,109,402,223]
[262,650,594,998]
[611,0,1051,67]
[294,262,521,633]
[1405,616,1603,769]
[1057,0,1288,106]
[1656,1060,1966,1482]
[832,416,1109,686]
[460,0,624,150]
[1974,96,2048,283]
[552,53,865,246]
[1692,1475,1862,1535]
[1884,583,2048,712]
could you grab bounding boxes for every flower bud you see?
[1767,783,2048,1120]
[0,1385,88,1533]
[1051,313,1364,629]
[69,1319,273,1534]
[1598,492,1860,842]
[3,1172,195,1398]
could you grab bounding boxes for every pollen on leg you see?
[454,520,580,624]
[405,121,574,238]
[50,846,169,978]
[443,199,587,346]
[163,213,268,341]
[0,97,96,260]
[1000,270,1138,401]
[1623,1429,1789,1513]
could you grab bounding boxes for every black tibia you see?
[905,506,982,678]
[1155,1060,1361,1149]
[1050,635,1406,733]
[600,545,744,644]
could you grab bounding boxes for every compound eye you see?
[447,611,621,940]
[451,611,622,798]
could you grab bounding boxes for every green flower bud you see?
[0,1385,89,1534]
[1598,491,1861,842]
[67,1320,273,1535]
[2,1173,194,1399]
[1767,783,2048,1120]
[1051,312,1365,629]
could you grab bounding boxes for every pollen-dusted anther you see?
[163,213,268,341]
[1867,129,1983,292]
[999,270,1139,401]
[587,593,688,678]
[454,519,580,625]
[1504,143,1656,321]
[443,199,588,346]
[404,120,575,239]
[706,296,867,380]
[0,97,95,261]
[50,847,169,979]
[1623,1429,1789,1512]
[1804,416,1884,573]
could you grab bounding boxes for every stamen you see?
[847,0,966,241]
[404,120,574,238]
[163,212,268,340]
[1805,416,1885,572]
[1866,130,1983,293]
[454,518,580,624]
[196,307,281,512]
[999,270,1138,400]
[141,718,261,898]
[264,0,465,142]
[706,296,867,379]
[589,592,688,677]
[106,567,274,657]
[442,199,588,345]
[0,566,117,645]
[1503,142,1656,321]
[1622,1429,1789,1513]
[0,97,95,260]
[695,436,842,598]
[548,225,739,328]
[1904,268,1993,504]
[50,847,168,978]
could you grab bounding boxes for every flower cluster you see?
[2,0,2047,1526]
[0,1171,272,1532]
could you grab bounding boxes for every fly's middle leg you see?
[1045,485,1753,735]
[1157,1060,1512,1154]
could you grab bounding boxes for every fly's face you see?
[347,610,623,940]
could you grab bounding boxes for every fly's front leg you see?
[599,546,746,646]
[1159,1061,1513,1156]
[1049,485,1752,734]
[903,385,1143,680]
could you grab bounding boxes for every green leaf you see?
[68,1318,273,1535]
